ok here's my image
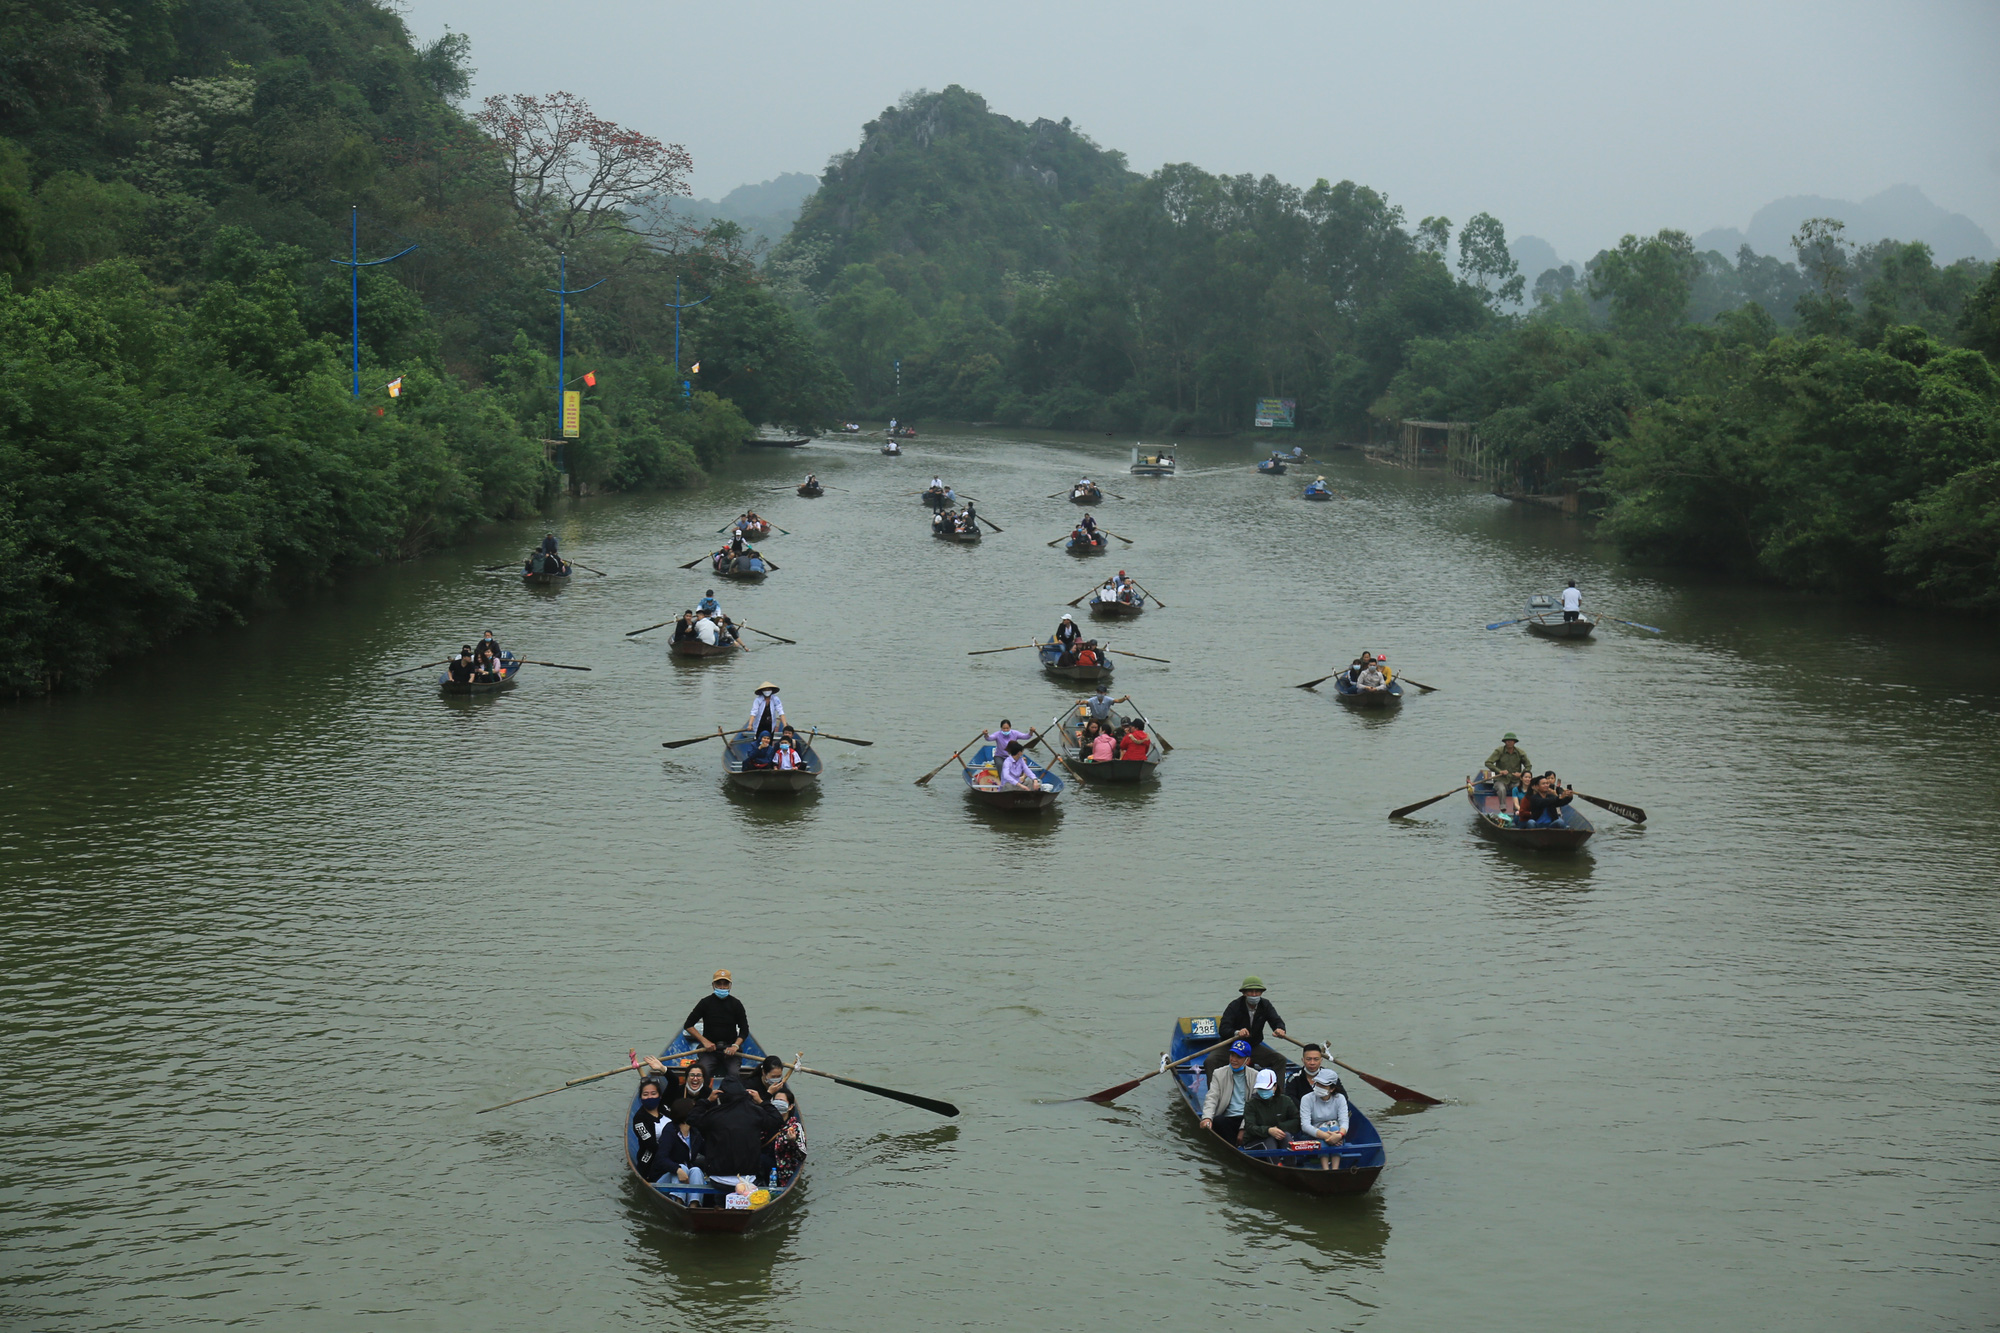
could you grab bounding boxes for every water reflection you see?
[958,801,1066,835]
[1165,1117,1392,1269]
[620,1177,801,1316]
[722,780,824,828]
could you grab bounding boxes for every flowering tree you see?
[474,91,691,245]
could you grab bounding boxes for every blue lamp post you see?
[665,274,710,402]
[545,251,607,431]
[328,206,417,398]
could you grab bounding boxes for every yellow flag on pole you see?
[386,378,403,398]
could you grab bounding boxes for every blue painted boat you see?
[961,743,1063,810]
[1256,458,1287,475]
[437,652,521,695]
[1467,777,1594,850]
[721,727,824,793]
[1332,675,1402,706]
[1303,484,1332,501]
[1166,1017,1386,1196]
[624,1031,805,1232]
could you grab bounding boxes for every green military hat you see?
[1240,976,1266,991]
[1502,732,1519,741]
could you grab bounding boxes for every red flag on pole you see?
[583,371,597,387]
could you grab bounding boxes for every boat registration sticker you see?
[1190,1018,1218,1038]
[725,1193,751,1210]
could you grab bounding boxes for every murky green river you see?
[3,429,1997,1330]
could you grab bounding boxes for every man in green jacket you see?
[1483,731,1532,817]
[1241,1067,1301,1148]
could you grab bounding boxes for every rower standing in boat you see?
[698,590,720,616]
[1484,732,1532,818]
[1079,512,1098,535]
[1054,614,1081,652]
[682,968,749,1078]
[987,718,1032,752]
[748,683,785,741]
[1561,580,1583,622]
[1083,685,1118,725]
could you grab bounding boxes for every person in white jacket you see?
[1297,1067,1349,1168]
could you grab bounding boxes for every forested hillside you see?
[777,88,1999,608]
[0,0,844,694]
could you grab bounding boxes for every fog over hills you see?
[1696,186,1995,263]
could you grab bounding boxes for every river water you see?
[3,429,1996,1331]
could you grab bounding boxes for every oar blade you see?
[1294,674,1335,690]
[1335,1058,1443,1107]
[809,1068,958,1117]
[1388,786,1461,820]
[1079,1076,1145,1104]
[1579,793,1647,823]
[1484,619,1523,630]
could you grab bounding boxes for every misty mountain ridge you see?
[643,171,821,254]
[1697,186,1993,263]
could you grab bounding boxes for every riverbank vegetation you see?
[775,87,1999,609]
[0,0,843,694]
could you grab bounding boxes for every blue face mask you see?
[1256,1087,1275,1100]
[640,1095,661,1109]
[713,987,730,999]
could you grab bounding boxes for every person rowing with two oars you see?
[1482,731,1532,818]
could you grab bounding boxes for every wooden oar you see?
[1396,675,1440,692]
[1100,530,1135,544]
[1389,782,1468,819]
[1294,671,1339,690]
[1604,616,1664,634]
[476,1049,642,1113]
[386,658,451,677]
[678,556,708,570]
[967,644,1038,655]
[662,727,729,750]
[1067,582,1105,608]
[811,731,874,746]
[739,625,796,644]
[1484,617,1525,630]
[914,729,988,785]
[513,659,591,671]
[973,513,1003,533]
[570,561,608,577]
[1576,792,1647,823]
[480,561,519,571]
[1275,1035,1443,1106]
[794,1063,958,1117]
[626,620,675,638]
[1107,696,1173,752]
[1106,648,1171,664]
[1077,1036,1234,1103]
[1131,580,1166,608]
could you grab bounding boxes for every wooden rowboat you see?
[1303,486,1333,501]
[797,483,824,498]
[1524,614,1595,639]
[722,728,823,793]
[1467,777,1594,850]
[1332,675,1402,706]
[1166,1017,1385,1196]
[920,487,954,509]
[933,523,982,543]
[882,441,902,455]
[1256,459,1288,475]
[1038,640,1113,684]
[710,552,770,581]
[1084,586,1145,618]
[1052,702,1162,782]
[1069,484,1103,505]
[732,519,774,540]
[437,653,522,695]
[1065,529,1109,555]
[961,744,1063,811]
[742,437,810,448]
[625,1032,805,1232]
[522,555,570,586]
[669,636,740,660]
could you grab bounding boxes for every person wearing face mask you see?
[1297,1068,1349,1168]
[1284,1043,1329,1101]
[1240,1067,1302,1150]
[630,1077,675,1182]
[756,1055,801,1118]
[1198,1038,1258,1144]
[767,1086,807,1186]
[1213,977,1288,1074]
[683,969,750,1079]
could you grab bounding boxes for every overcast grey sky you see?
[402,0,2000,261]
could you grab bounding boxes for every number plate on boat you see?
[1190,1018,1218,1037]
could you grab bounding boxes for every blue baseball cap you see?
[1229,1039,1253,1057]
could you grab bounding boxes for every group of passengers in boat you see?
[670,596,743,650]
[1340,650,1393,692]
[1480,731,1575,825]
[1072,477,1099,497]
[524,533,569,577]
[714,530,766,572]
[1090,571,1139,606]
[740,683,807,770]
[630,970,807,1200]
[1195,978,1350,1168]
[1048,616,1107,668]
[800,473,821,491]
[446,630,510,684]
[1073,714,1150,764]
[972,718,1047,792]
[1067,513,1104,547]
[932,499,980,536]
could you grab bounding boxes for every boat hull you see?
[921,491,954,509]
[1086,599,1144,618]
[1066,534,1108,555]
[796,486,823,498]
[1257,461,1287,475]
[1525,616,1595,639]
[933,527,981,543]
[1167,1018,1384,1196]
[1332,677,1402,706]
[711,554,770,580]
[1467,779,1594,849]
[961,744,1063,810]
[1303,491,1332,501]
[625,1033,805,1232]
[722,729,823,792]
[1070,488,1102,505]
[1053,703,1162,781]
[882,445,901,455]
[742,437,810,448]
[670,639,740,660]
[437,655,522,695]
[1038,642,1114,683]
[522,568,570,586]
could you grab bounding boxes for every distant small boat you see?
[711,552,770,581]
[1052,701,1161,782]
[1065,529,1109,555]
[797,482,824,498]
[743,436,811,448]
[733,518,774,540]
[1331,675,1401,706]
[961,743,1063,811]
[1069,483,1103,505]
[1038,640,1113,684]
[882,441,902,455]
[522,554,571,586]
[670,636,740,660]
[1166,1018,1385,1195]
[722,728,823,793]
[1467,777,1594,850]
[920,486,955,509]
[1130,446,1175,477]
[1525,614,1595,639]
[933,520,982,543]
[438,653,522,695]
[1084,584,1145,618]
[1257,458,1288,475]
[886,426,917,438]
[1303,484,1333,501]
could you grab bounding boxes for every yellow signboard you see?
[562,390,581,438]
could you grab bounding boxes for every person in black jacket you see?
[1207,976,1288,1073]
[692,1081,783,1184]
[683,969,749,1077]
[630,1076,673,1182]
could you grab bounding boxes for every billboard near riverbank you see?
[1254,398,1295,428]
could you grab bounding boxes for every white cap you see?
[1254,1068,1278,1092]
